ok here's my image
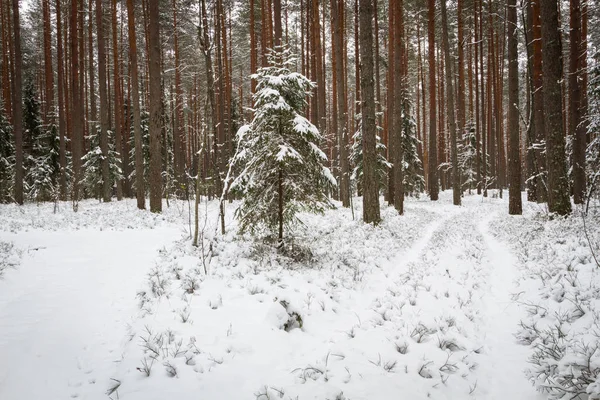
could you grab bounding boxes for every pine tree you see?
[231,48,335,242]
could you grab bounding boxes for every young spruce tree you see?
[231,48,335,242]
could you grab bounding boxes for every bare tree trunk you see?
[71,0,83,207]
[427,0,438,201]
[147,0,162,212]
[111,0,123,200]
[391,0,404,213]
[332,0,349,207]
[56,0,67,199]
[507,0,522,214]
[570,0,585,204]
[42,0,54,123]
[96,0,111,202]
[126,0,145,209]
[541,0,571,215]
[11,0,23,205]
[440,0,460,206]
[358,0,380,224]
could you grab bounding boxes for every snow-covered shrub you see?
[230,47,335,241]
[491,209,600,399]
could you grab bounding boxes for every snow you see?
[0,193,597,400]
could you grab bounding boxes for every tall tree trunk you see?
[507,0,522,214]
[427,0,438,201]
[126,0,145,209]
[570,0,585,204]
[97,0,111,202]
[440,0,460,206]
[540,0,571,215]
[147,0,162,212]
[358,0,380,224]
[71,0,83,207]
[42,0,54,123]
[1,1,12,119]
[532,0,546,202]
[332,0,349,207]
[457,0,465,136]
[391,0,404,213]
[56,0,67,199]
[11,0,23,205]
[112,0,123,200]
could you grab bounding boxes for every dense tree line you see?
[0,0,599,234]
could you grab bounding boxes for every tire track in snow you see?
[476,214,544,400]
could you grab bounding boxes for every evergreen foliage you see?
[0,104,14,203]
[350,113,390,186]
[458,122,478,193]
[231,48,335,240]
[401,110,425,196]
[128,110,150,193]
[82,128,123,199]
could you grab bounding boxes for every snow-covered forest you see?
[1,0,600,399]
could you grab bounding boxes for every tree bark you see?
[11,0,23,205]
[507,0,522,214]
[96,0,111,202]
[570,0,585,204]
[148,0,162,212]
[358,0,380,224]
[332,0,349,207]
[111,0,123,200]
[440,0,460,206]
[427,0,438,201]
[126,0,145,209]
[391,0,404,213]
[42,0,54,123]
[540,0,571,215]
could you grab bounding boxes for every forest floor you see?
[0,191,598,400]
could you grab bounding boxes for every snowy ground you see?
[0,192,597,400]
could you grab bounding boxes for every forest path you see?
[0,227,180,400]
[474,212,545,400]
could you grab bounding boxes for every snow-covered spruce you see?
[350,112,390,186]
[82,128,123,199]
[230,47,335,241]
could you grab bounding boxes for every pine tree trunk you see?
[111,0,123,200]
[427,0,438,201]
[11,0,23,205]
[71,0,83,206]
[42,0,54,123]
[570,0,585,204]
[126,0,145,209]
[540,0,571,215]
[531,0,546,202]
[358,0,380,224]
[332,0,349,207]
[97,0,111,202]
[147,0,162,213]
[440,0,460,206]
[56,0,67,200]
[1,1,12,119]
[391,0,404,213]
[507,0,522,214]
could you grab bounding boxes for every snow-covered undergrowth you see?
[108,194,524,400]
[491,204,600,400]
[0,198,189,233]
[0,241,22,277]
